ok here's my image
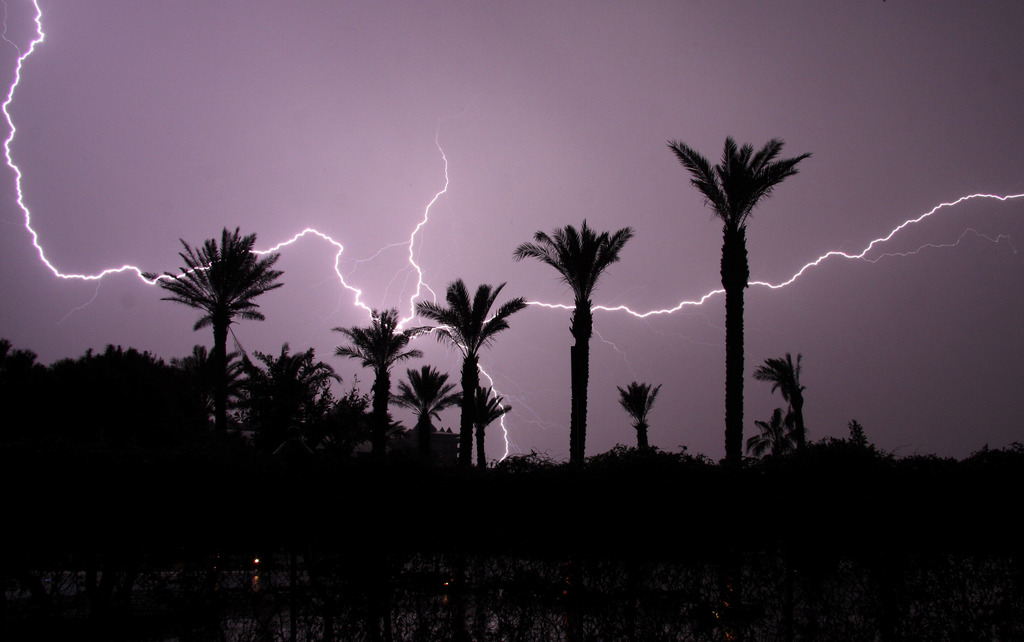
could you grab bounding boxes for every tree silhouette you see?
[171,345,243,431]
[333,309,425,459]
[392,365,461,460]
[667,138,809,465]
[1,338,49,443]
[848,419,869,449]
[746,407,796,458]
[415,280,526,467]
[513,221,634,465]
[240,343,339,452]
[314,384,372,456]
[144,227,284,437]
[617,381,662,449]
[473,385,512,468]
[49,345,203,447]
[753,353,806,448]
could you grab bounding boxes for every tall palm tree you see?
[753,353,806,448]
[333,309,426,458]
[145,227,284,436]
[617,381,662,449]
[513,221,634,465]
[746,407,796,458]
[415,280,526,467]
[473,385,512,468]
[668,138,810,465]
[392,365,461,460]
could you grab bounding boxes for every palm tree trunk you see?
[721,227,749,465]
[475,425,486,467]
[791,396,805,449]
[213,316,229,437]
[459,355,479,467]
[636,422,649,449]
[417,415,432,460]
[371,371,390,458]
[569,304,593,465]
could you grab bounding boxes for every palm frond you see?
[514,221,634,303]
[668,138,810,231]
[617,381,662,428]
[415,280,525,358]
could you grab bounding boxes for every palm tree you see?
[668,138,810,465]
[746,407,796,458]
[415,280,527,467]
[392,365,461,460]
[145,227,284,436]
[333,309,425,458]
[241,343,339,452]
[617,381,662,449]
[753,353,806,448]
[513,221,634,465]
[473,385,512,468]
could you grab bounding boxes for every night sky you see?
[2,1,1022,462]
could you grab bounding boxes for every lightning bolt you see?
[864,227,1016,262]
[3,1,446,316]
[478,365,512,463]
[526,193,1024,318]
[5,2,1023,463]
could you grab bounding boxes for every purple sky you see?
[2,1,1022,462]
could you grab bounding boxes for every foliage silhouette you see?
[667,138,810,465]
[472,385,511,467]
[415,280,526,467]
[171,344,244,431]
[333,309,425,459]
[491,450,560,474]
[746,407,796,458]
[514,221,634,465]
[616,381,662,449]
[312,384,373,456]
[0,338,48,443]
[144,227,284,437]
[392,365,461,461]
[240,343,339,453]
[848,419,868,449]
[754,352,807,448]
[47,344,205,447]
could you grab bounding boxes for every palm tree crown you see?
[393,365,462,460]
[146,227,284,332]
[617,381,662,449]
[333,308,426,457]
[746,407,796,458]
[513,221,635,306]
[513,220,634,465]
[415,280,527,360]
[473,385,512,468]
[334,308,426,375]
[415,280,526,466]
[667,138,810,233]
[753,353,806,448]
[145,227,284,436]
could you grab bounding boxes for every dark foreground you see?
[4,443,1023,640]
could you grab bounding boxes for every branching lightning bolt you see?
[397,129,446,326]
[5,1,1023,463]
[527,193,1023,318]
